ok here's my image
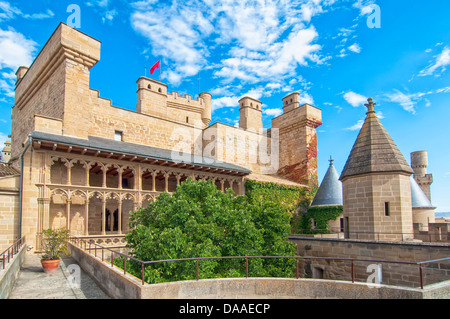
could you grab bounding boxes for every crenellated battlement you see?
[136,77,211,127]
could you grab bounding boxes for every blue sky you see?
[0,0,449,211]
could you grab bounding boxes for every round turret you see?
[199,92,212,127]
[410,151,428,177]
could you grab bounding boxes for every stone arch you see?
[87,191,104,235]
[49,188,69,230]
[105,164,120,188]
[88,162,105,187]
[69,159,88,186]
[121,193,136,233]
[120,165,136,189]
[141,193,155,208]
[50,157,69,184]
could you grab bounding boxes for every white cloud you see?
[353,0,377,16]
[0,28,37,102]
[23,9,54,20]
[385,89,418,114]
[298,91,315,105]
[0,28,37,71]
[384,86,450,114]
[345,119,364,131]
[0,1,21,21]
[263,108,283,117]
[343,91,367,107]
[102,9,117,23]
[0,2,54,21]
[131,0,331,87]
[211,96,238,111]
[418,46,450,77]
[348,43,361,53]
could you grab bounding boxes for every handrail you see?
[292,228,449,242]
[1,236,26,270]
[69,236,450,289]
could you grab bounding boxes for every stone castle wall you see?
[290,236,450,288]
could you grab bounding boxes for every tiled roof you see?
[311,157,343,206]
[0,163,19,176]
[410,176,434,208]
[30,131,252,175]
[340,99,413,180]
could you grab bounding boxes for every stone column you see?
[42,198,50,230]
[84,199,89,236]
[101,197,106,235]
[164,172,169,192]
[102,165,107,188]
[65,160,72,185]
[118,166,123,189]
[84,162,90,186]
[151,170,157,192]
[136,165,142,191]
[66,198,72,232]
[118,198,123,234]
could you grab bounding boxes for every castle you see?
[0,23,446,253]
[0,23,322,251]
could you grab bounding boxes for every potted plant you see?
[40,228,70,273]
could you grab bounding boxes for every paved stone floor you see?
[9,252,110,299]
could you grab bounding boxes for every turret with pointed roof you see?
[340,98,413,181]
[311,156,343,207]
[340,98,414,241]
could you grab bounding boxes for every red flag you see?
[150,60,160,75]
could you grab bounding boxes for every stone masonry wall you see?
[0,176,20,251]
[272,104,322,185]
[342,173,413,241]
[290,236,450,288]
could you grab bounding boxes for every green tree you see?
[124,179,296,283]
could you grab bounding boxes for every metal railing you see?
[69,236,450,289]
[1,237,26,270]
[293,228,450,242]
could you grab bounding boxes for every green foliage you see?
[244,179,319,235]
[124,179,296,283]
[40,228,70,260]
[297,206,343,234]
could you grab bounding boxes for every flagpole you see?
[159,60,161,82]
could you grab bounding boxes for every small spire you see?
[365,97,376,114]
[329,155,334,166]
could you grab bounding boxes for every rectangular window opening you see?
[384,202,390,216]
[114,131,123,142]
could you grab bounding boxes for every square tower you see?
[339,98,414,241]
[238,96,263,133]
[271,93,322,186]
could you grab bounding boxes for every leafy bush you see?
[40,228,70,260]
[297,206,343,234]
[123,179,297,283]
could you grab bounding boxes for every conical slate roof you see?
[311,157,343,206]
[410,176,434,208]
[340,98,413,180]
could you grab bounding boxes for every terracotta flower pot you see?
[41,259,61,273]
